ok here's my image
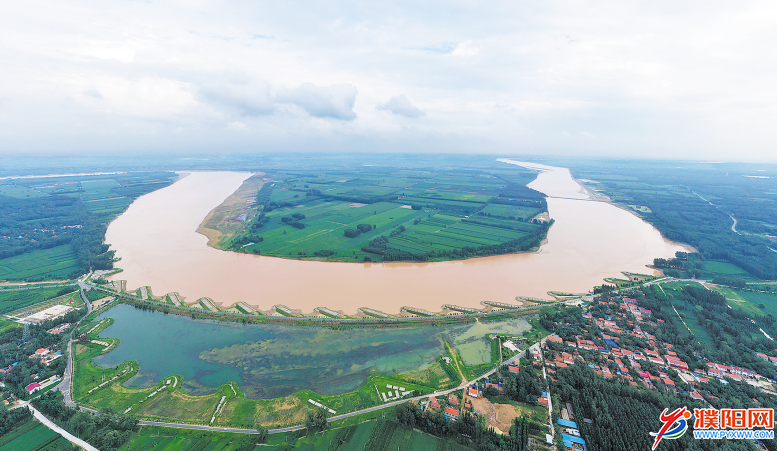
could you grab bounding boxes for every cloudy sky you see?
[1,1,775,160]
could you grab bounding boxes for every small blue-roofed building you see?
[562,433,588,451]
[604,338,619,348]
[558,418,578,429]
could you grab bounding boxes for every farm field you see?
[0,285,77,315]
[698,260,758,281]
[272,419,474,451]
[0,418,74,451]
[0,171,177,281]
[220,166,549,262]
[0,246,79,281]
[120,420,473,451]
[711,286,777,318]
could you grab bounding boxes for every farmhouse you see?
[444,406,460,420]
[467,386,479,398]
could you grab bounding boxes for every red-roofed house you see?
[449,394,459,406]
[468,386,479,398]
[429,397,440,409]
[508,363,520,374]
[663,377,676,386]
[444,406,460,420]
[26,382,42,394]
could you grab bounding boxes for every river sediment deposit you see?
[105,161,688,314]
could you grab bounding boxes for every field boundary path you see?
[29,404,99,451]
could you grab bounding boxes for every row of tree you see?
[33,391,139,451]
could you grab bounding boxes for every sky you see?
[1,1,776,160]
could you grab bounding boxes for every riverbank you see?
[197,173,265,248]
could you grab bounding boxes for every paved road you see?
[54,282,93,408]
[28,404,99,451]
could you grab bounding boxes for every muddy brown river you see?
[105,160,688,314]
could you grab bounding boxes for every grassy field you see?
[0,245,79,280]
[121,419,474,451]
[698,260,756,280]
[277,419,474,451]
[0,286,76,315]
[218,166,547,262]
[118,426,261,451]
[0,418,74,451]
[710,286,777,318]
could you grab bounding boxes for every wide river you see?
[106,160,687,313]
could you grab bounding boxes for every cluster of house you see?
[46,322,71,334]
[756,352,777,367]
[28,346,63,366]
[24,374,62,395]
[380,383,411,402]
[0,361,21,374]
[542,296,773,403]
[557,419,588,451]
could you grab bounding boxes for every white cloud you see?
[70,42,136,63]
[276,83,358,120]
[227,121,248,131]
[0,1,776,159]
[377,95,425,118]
[200,80,274,116]
[451,41,479,57]
[89,76,197,117]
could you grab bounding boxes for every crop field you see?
[700,260,753,278]
[0,286,75,315]
[224,165,548,262]
[119,426,262,451]
[278,419,474,451]
[670,298,716,345]
[0,171,177,282]
[0,419,73,451]
[0,184,48,198]
[0,245,79,280]
[712,286,777,318]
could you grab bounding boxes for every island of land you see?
[200,165,551,263]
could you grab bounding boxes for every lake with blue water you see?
[93,304,530,399]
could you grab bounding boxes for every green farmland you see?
[0,285,77,315]
[120,419,474,451]
[0,246,79,281]
[223,166,550,262]
[0,418,75,451]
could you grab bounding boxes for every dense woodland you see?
[570,160,777,280]
[0,195,111,275]
[0,172,175,280]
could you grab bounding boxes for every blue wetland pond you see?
[93,304,530,399]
